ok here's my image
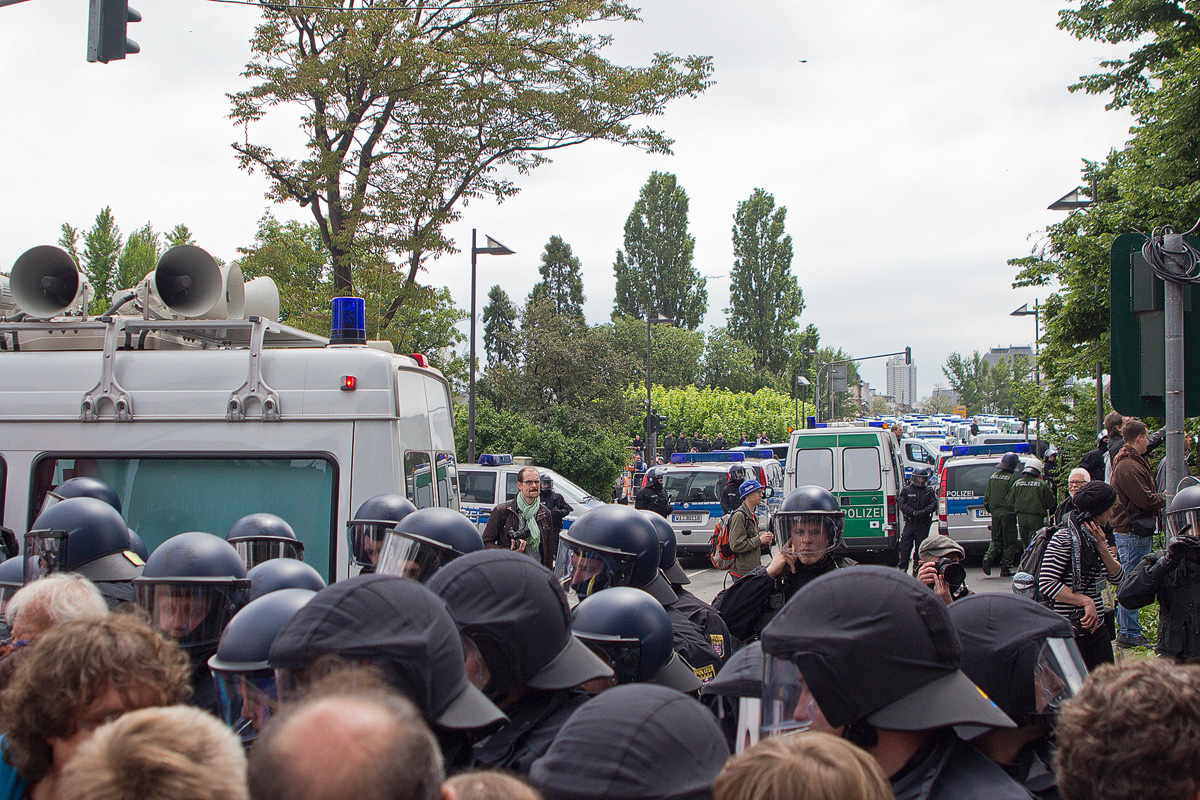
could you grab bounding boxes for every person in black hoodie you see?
[897,467,937,574]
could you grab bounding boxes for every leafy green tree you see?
[607,314,705,388]
[699,327,758,393]
[482,285,519,368]
[82,208,122,316]
[237,214,332,329]
[528,236,585,320]
[612,172,708,329]
[942,351,1031,415]
[623,384,806,444]
[117,223,161,292]
[813,346,861,421]
[165,224,196,249]
[230,1,712,301]
[57,224,81,268]
[727,188,804,372]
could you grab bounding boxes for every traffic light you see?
[653,412,667,433]
[643,412,667,434]
[88,0,141,63]
[905,346,912,365]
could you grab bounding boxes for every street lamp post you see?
[795,375,810,429]
[1011,301,1039,443]
[468,229,514,464]
[645,312,673,463]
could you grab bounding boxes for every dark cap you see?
[268,574,505,730]
[528,684,729,800]
[1073,481,1117,516]
[699,642,762,699]
[426,550,611,694]
[761,566,1013,732]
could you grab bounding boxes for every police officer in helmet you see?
[634,467,673,519]
[346,493,417,574]
[246,557,326,603]
[372,507,484,583]
[225,512,305,570]
[39,476,122,515]
[720,465,747,517]
[983,452,1021,577]
[713,485,855,643]
[897,466,937,575]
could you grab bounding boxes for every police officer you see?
[897,466,937,575]
[39,476,122,515]
[246,557,326,602]
[951,593,1087,800]
[427,550,613,774]
[662,432,676,460]
[720,465,747,517]
[1010,458,1057,552]
[712,486,855,643]
[698,641,763,754]
[225,512,305,570]
[1118,483,1200,662]
[346,494,417,574]
[133,531,251,714]
[540,475,573,538]
[759,567,1028,800]
[634,467,673,518]
[983,452,1021,577]
[713,432,728,451]
[372,506,484,582]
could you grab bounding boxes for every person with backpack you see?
[1036,481,1124,670]
[726,479,774,578]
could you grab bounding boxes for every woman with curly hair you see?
[0,613,191,800]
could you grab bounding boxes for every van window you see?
[794,449,834,490]
[906,444,935,465]
[843,447,882,491]
[404,451,435,508]
[436,453,459,509]
[766,462,784,492]
[946,464,996,497]
[32,456,337,580]
[459,471,497,505]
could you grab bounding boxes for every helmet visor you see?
[23,530,68,583]
[772,514,840,560]
[347,521,395,569]
[761,654,826,738]
[38,491,67,516]
[135,582,243,651]
[233,538,305,570]
[1168,509,1200,539]
[1034,637,1087,715]
[374,531,458,582]
[576,635,641,687]
[555,541,638,599]
[213,668,278,745]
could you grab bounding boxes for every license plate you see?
[973,509,991,520]
[673,514,703,524]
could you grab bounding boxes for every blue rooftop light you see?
[479,454,513,466]
[330,297,366,345]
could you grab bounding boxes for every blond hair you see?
[446,771,542,800]
[57,705,248,800]
[714,732,893,800]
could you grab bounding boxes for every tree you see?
[482,285,519,368]
[869,395,894,415]
[727,188,804,372]
[117,223,161,292]
[942,351,1032,415]
[81,208,122,316]
[612,172,708,329]
[699,327,758,393]
[165,224,195,249]
[237,214,332,329]
[607,314,705,388]
[528,236,585,320]
[229,0,713,310]
[918,393,956,415]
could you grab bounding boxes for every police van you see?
[456,454,604,530]
[937,443,1031,553]
[899,438,941,486]
[785,424,904,559]
[657,451,783,554]
[0,244,460,584]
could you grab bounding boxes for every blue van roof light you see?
[479,454,513,466]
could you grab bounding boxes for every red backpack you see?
[710,508,752,570]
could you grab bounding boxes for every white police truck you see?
[0,244,460,584]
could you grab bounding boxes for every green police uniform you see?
[983,467,1018,569]
[1009,474,1057,551]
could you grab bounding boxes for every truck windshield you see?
[33,456,337,580]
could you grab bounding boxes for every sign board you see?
[1109,233,1200,417]
[955,405,968,417]
[829,364,848,394]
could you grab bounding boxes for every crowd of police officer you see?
[6,472,1200,800]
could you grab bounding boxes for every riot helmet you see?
[911,466,932,487]
[999,452,1021,471]
[540,475,555,492]
[347,494,417,570]
[1167,484,1200,539]
[645,467,665,487]
[570,587,700,694]
[1022,457,1044,478]
[555,505,676,604]
[374,507,484,582]
[769,486,844,564]
[226,513,305,569]
[247,557,326,603]
[39,476,122,515]
[727,464,746,484]
[950,594,1086,729]
[0,556,23,609]
[133,532,250,655]
[24,497,143,585]
[638,509,689,585]
[208,588,316,744]
[127,529,149,561]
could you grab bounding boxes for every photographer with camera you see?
[915,534,970,605]
[482,466,556,568]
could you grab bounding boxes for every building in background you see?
[886,356,917,408]
[982,346,1034,378]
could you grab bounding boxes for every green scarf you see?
[516,493,541,552]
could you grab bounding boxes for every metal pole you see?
[1165,278,1185,515]
[468,229,477,465]
[646,314,656,464]
[815,365,822,424]
[1096,362,1104,436]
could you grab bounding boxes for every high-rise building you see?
[886,356,917,408]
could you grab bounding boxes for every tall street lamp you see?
[645,311,673,464]
[468,230,514,464]
[1011,301,1039,442]
[795,375,810,429]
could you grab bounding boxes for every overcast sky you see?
[0,0,1133,399]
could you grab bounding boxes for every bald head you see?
[249,692,443,800]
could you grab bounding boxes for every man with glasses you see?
[482,466,556,568]
[1054,468,1092,525]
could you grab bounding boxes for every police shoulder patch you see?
[693,664,717,683]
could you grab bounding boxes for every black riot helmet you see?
[999,452,1021,471]
[1167,483,1200,539]
[347,494,417,570]
[133,532,250,655]
[770,486,845,559]
[24,497,143,586]
[638,509,689,585]
[911,466,932,487]
[208,588,316,745]
[1021,458,1044,479]
[375,507,484,583]
[950,594,1087,729]
[727,464,746,484]
[571,587,700,694]
[226,513,305,569]
[0,556,24,608]
[555,505,676,604]
[40,476,122,515]
[127,529,149,561]
[246,557,326,603]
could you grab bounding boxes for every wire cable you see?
[1142,221,1200,286]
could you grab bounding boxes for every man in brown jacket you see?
[482,466,556,568]
[1111,419,1166,648]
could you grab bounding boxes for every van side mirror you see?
[763,487,774,498]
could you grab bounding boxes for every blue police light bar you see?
[330,297,366,345]
[671,451,745,464]
[948,443,1032,457]
[478,454,513,466]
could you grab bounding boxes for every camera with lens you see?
[936,557,966,590]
